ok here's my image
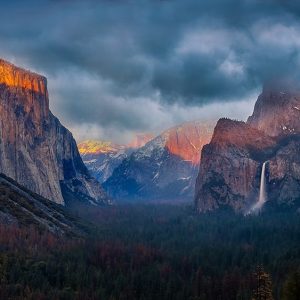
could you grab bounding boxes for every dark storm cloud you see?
[1,0,300,141]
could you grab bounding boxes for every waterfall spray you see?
[248,161,267,214]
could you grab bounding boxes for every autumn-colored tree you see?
[252,265,273,300]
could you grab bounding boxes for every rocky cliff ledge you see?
[0,59,109,205]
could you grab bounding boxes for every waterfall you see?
[258,161,267,207]
[247,161,267,214]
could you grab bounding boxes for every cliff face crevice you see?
[0,59,108,205]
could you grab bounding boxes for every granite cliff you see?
[195,85,300,213]
[0,59,109,205]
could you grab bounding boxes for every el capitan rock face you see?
[103,121,215,202]
[0,59,108,205]
[195,85,300,213]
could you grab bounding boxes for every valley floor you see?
[1,203,300,300]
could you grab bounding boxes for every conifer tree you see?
[252,265,273,300]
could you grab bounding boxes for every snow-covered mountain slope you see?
[78,135,153,183]
[103,121,215,202]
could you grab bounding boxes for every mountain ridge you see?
[104,120,215,202]
[78,134,154,183]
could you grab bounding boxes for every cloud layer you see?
[1,0,299,142]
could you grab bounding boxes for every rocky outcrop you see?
[248,85,300,137]
[195,85,300,213]
[103,121,215,202]
[0,59,109,205]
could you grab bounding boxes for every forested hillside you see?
[0,204,300,299]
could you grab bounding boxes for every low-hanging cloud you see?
[1,0,300,142]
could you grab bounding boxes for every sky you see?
[1,0,300,143]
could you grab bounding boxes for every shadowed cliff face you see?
[0,59,109,205]
[103,121,215,202]
[195,86,300,213]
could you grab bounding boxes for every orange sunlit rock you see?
[164,121,214,165]
[0,59,47,94]
[210,118,276,150]
[0,59,49,137]
[78,134,154,156]
[78,140,124,155]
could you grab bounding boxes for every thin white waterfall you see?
[258,161,267,206]
[247,161,267,214]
